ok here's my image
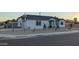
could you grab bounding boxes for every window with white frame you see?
[36,20,41,26]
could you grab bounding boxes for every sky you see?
[0,12,79,22]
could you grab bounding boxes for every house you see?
[17,14,65,29]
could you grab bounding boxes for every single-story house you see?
[17,14,65,29]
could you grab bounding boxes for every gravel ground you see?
[0,28,68,35]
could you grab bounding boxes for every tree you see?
[4,20,10,24]
[11,19,16,22]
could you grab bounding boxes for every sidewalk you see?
[0,28,79,39]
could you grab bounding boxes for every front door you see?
[49,20,54,28]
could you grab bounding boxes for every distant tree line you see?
[0,19,17,26]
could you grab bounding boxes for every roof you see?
[17,14,65,21]
[20,15,53,20]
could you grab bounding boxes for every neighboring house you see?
[0,25,4,29]
[4,22,18,28]
[17,14,65,29]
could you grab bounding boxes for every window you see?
[36,20,41,26]
[61,22,64,25]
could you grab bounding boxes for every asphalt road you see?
[1,33,79,46]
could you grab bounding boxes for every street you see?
[1,32,79,46]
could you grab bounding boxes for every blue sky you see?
[0,12,79,22]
